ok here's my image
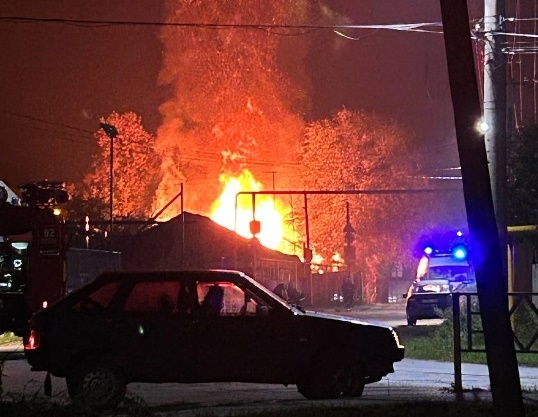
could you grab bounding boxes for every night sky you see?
[0,1,165,187]
[0,1,529,193]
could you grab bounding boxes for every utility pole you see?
[439,1,524,416]
[482,0,508,272]
[343,201,356,269]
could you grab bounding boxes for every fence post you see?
[453,293,463,395]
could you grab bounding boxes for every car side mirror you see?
[402,293,408,299]
[257,305,269,317]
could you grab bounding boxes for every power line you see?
[0,16,444,34]
[2,109,301,168]
[4,15,537,54]
[1,109,94,134]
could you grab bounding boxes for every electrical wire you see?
[1,109,94,134]
[3,15,537,55]
[2,108,301,171]
[2,12,537,164]
[0,16,444,34]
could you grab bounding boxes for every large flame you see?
[209,169,297,253]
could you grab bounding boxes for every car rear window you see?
[71,280,120,312]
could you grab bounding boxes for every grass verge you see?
[397,315,538,367]
[0,333,21,346]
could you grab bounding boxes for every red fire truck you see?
[0,201,66,335]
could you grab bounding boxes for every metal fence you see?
[452,292,538,392]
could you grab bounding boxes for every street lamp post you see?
[99,123,118,242]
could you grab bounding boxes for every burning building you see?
[122,211,308,298]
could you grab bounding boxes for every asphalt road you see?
[3,352,538,416]
[325,301,443,328]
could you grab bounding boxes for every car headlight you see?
[421,284,450,293]
[391,328,403,348]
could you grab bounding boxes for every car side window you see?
[123,281,181,313]
[197,281,259,316]
[71,281,120,312]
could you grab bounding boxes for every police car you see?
[404,234,476,326]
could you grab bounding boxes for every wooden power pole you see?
[439,1,525,416]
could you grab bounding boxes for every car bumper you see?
[24,348,48,369]
[407,294,451,319]
[395,346,405,362]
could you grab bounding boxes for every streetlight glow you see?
[477,119,490,133]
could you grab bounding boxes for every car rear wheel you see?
[297,354,352,400]
[66,359,126,410]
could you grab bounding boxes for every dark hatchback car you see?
[25,270,404,409]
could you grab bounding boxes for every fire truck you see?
[0,200,67,335]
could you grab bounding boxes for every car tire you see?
[342,364,366,397]
[407,314,417,326]
[66,358,126,410]
[297,353,352,400]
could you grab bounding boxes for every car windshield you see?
[428,265,474,282]
[239,272,305,314]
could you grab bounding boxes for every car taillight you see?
[24,330,42,350]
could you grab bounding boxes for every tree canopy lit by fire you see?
[71,1,467,302]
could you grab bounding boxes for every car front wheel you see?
[66,359,126,410]
[297,354,353,400]
[343,364,366,397]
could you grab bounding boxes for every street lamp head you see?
[100,123,118,139]
[477,119,490,133]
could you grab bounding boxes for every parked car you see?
[403,279,452,325]
[24,269,404,409]
[404,255,477,326]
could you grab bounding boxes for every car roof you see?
[95,269,249,283]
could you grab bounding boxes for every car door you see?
[56,279,122,362]
[111,277,198,382]
[192,279,293,383]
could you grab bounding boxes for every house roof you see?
[122,211,301,273]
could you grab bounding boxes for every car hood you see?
[416,279,450,286]
[304,309,393,329]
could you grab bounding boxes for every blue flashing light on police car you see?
[451,245,468,260]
